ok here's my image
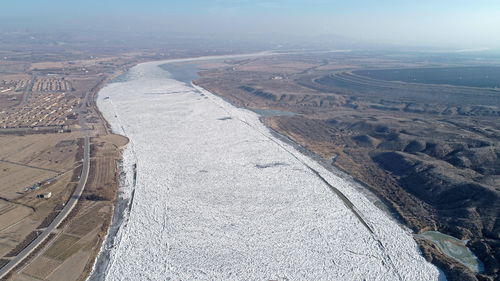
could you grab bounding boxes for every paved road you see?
[19,75,36,106]
[0,136,90,279]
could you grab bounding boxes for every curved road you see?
[0,136,90,279]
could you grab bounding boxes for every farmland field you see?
[310,69,500,107]
[354,66,500,88]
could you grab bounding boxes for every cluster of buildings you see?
[0,79,29,93]
[32,78,71,92]
[0,92,80,129]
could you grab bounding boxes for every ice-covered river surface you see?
[94,58,445,281]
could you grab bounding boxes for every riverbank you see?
[89,57,443,280]
[192,53,499,281]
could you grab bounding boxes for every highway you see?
[0,136,90,279]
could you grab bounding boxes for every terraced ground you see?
[354,66,500,88]
[310,71,500,109]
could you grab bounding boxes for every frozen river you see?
[92,57,444,281]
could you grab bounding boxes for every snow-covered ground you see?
[94,58,445,281]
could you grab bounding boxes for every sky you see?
[1,0,500,49]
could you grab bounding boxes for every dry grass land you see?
[7,133,127,281]
[0,133,81,260]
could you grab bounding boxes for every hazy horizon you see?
[1,0,499,50]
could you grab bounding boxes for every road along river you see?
[89,56,446,281]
